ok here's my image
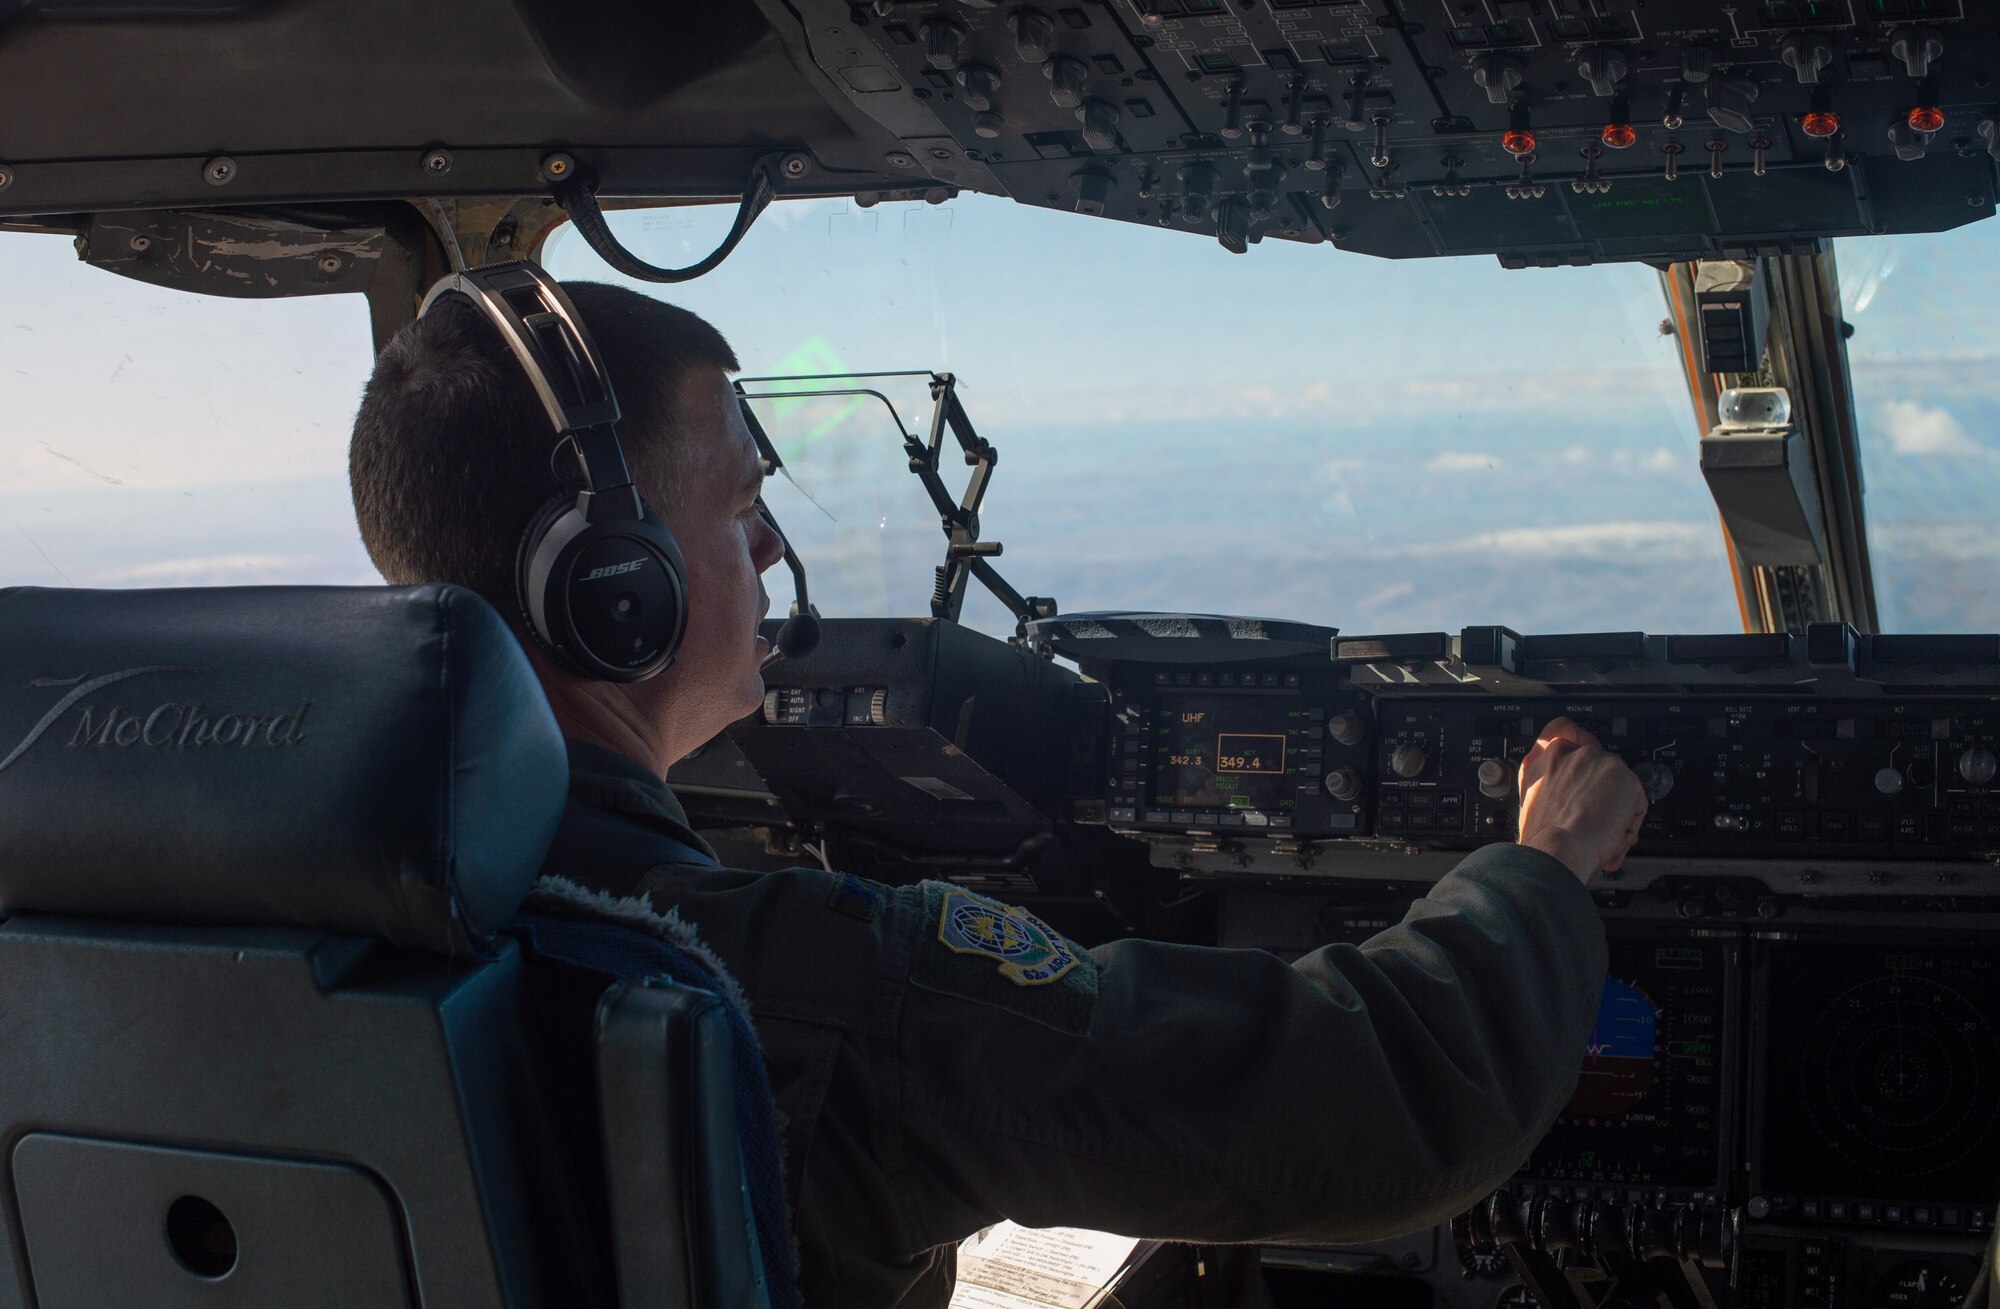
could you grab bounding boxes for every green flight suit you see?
[549,741,1609,1308]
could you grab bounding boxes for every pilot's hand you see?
[1515,716,1648,884]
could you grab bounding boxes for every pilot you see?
[349,281,1649,1307]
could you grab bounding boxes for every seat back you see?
[0,585,596,1308]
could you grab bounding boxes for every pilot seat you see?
[0,584,774,1309]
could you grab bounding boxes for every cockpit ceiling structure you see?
[2,0,1998,264]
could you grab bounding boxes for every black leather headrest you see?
[0,585,568,959]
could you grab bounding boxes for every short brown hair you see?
[349,280,739,614]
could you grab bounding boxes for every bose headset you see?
[414,261,695,681]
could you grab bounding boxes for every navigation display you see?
[1151,694,1305,814]
[1761,942,2000,1206]
[1526,938,1729,1189]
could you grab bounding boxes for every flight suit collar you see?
[562,738,720,864]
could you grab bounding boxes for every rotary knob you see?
[1780,33,1834,85]
[1471,53,1524,106]
[1077,98,1120,151]
[1010,7,1054,64]
[1043,54,1087,109]
[1324,768,1361,802]
[1706,77,1760,134]
[865,689,889,726]
[1961,747,1998,785]
[921,15,967,71]
[1875,766,1906,796]
[1890,25,1943,80]
[1328,712,1365,747]
[1390,743,1427,780]
[1477,759,1512,800]
[957,62,1002,112]
[1575,45,1629,98]
[762,690,786,724]
[1632,760,1675,803]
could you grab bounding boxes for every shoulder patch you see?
[912,884,1098,1034]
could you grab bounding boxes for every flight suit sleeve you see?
[876,842,1608,1255]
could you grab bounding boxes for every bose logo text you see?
[582,559,648,582]
[0,667,310,778]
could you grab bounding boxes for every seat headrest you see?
[0,585,568,959]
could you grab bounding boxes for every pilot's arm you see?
[872,719,1641,1255]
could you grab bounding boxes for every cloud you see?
[1369,519,1716,561]
[1877,399,1982,456]
[1426,451,1497,473]
[1641,448,1679,472]
[85,554,374,587]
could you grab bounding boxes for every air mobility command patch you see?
[912,884,1098,1034]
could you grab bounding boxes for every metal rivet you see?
[781,152,811,178]
[540,152,575,183]
[422,148,454,176]
[128,234,152,253]
[886,151,917,168]
[203,156,238,187]
[317,254,343,274]
[930,146,954,160]
[0,165,13,192]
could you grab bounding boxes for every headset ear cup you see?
[517,492,579,664]
[519,494,689,682]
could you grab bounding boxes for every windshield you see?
[545,195,1740,640]
[4,204,1742,641]
[1,231,376,589]
[1837,225,2000,634]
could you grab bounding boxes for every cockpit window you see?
[2,231,376,589]
[1836,226,2000,633]
[545,195,1741,639]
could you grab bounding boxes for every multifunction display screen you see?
[1151,694,1307,814]
[1526,938,1729,1190]
[1761,942,2000,1206]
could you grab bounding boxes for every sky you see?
[2,194,1995,638]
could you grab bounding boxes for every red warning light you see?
[1801,110,1841,138]
[1909,104,1946,133]
[1501,129,1537,156]
[1601,122,1638,149]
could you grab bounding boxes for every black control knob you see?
[1390,743,1427,780]
[1177,161,1217,224]
[1875,766,1906,796]
[1632,760,1675,803]
[1890,24,1943,79]
[1213,195,1251,254]
[1471,53,1524,106]
[957,62,1002,112]
[1328,712,1365,746]
[1477,759,1512,800]
[1576,45,1629,98]
[1010,7,1054,64]
[1068,166,1112,215]
[1679,45,1713,85]
[1044,54,1086,109]
[922,15,967,71]
[1077,98,1120,151]
[1706,76,1760,133]
[1324,768,1361,802]
[1961,747,1998,785]
[1780,33,1834,85]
